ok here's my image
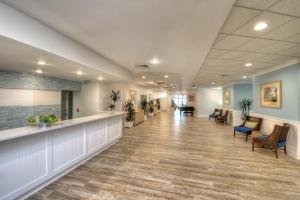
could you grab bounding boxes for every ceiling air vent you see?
[217,74,230,77]
[135,64,150,69]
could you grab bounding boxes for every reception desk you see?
[0,112,124,200]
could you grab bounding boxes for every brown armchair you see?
[209,109,222,121]
[252,124,290,158]
[234,116,262,141]
[216,110,229,125]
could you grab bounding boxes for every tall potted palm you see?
[124,99,135,128]
[140,99,148,120]
[156,98,161,112]
[109,90,121,111]
[239,98,252,120]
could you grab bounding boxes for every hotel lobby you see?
[0,0,300,199]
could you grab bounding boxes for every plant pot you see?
[124,121,134,128]
[148,113,154,117]
[144,115,147,121]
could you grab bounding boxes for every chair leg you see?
[234,130,235,137]
[284,145,287,155]
[252,140,254,151]
[275,148,278,159]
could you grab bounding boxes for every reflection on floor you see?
[28,111,300,200]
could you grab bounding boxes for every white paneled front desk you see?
[0,112,124,200]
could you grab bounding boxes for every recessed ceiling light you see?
[242,75,248,79]
[98,76,103,80]
[36,69,43,74]
[147,81,154,84]
[245,63,252,67]
[76,70,83,75]
[211,82,216,85]
[37,60,47,65]
[150,58,160,65]
[254,22,268,31]
[164,75,169,78]
[170,83,174,86]
[141,75,146,79]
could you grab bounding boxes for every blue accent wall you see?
[233,84,253,110]
[222,83,253,110]
[253,63,300,121]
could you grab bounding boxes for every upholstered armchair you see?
[252,124,290,158]
[234,116,262,141]
[209,109,222,121]
[216,110,229,125]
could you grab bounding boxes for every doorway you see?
[61,91,73,120]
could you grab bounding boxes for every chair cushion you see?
[255,135,268,140]
[234,126,252,134]
[277,140,286,148]
[245,121,257,129]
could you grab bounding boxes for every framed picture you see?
[188,94,195,102]
[129,90,137,105]
[260,80,282,108]
[224,90,230,105]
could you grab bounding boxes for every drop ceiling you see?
[194,0,300,87]
[2,0,235,89]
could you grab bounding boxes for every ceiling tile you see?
[213,35,251,50]
[277,44,300,57]
[220,7,260,33]
[237,38,274,51]
[255,54,294,63]
[257,41,297,53]
[233,12,294,37]
[262,18,300,40]
[269,0,300,17]
[218,51,249,60]
[286,33,300,43]
[206,49,228,59]
[235,0,279,10]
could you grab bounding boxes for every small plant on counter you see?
[124,99,135,128]
[239,98,252,120]
[28,114,58,127]
[110,90,121,111]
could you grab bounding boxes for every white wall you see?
[197,87,222,117]
[73,81,153,117]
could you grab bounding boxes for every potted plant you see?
[140,99,148,120]
[156,98,161,112]
[239,98,252,120]
[148,100,155,117]
[124,99,135,128]
[109,90,121,111]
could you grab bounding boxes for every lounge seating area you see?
[208,108,290,159]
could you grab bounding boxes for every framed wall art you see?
[260,80,282,108]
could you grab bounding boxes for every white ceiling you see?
[2,0,235,89]
[0,36,118,82]
[195,0,300,87]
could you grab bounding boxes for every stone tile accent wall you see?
[0,70,81,91]
[0,105,61,131]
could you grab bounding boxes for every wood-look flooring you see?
[28,111,300,200]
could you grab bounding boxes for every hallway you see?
[29,112,300,200]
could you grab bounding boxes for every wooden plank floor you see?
[28,111,300,200]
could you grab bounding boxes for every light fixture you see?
[98,76,103,80]
[254,22,268,31]
[149,58,160,65]
[245,63,252,67]
[147,81,154,84]
[211,82,216,85]
[193,85,196,88]
[36,69,43,74]
[76,70,83,75]
[141,75,146,79]
[170,83,174,86]
[242,75,247,79]
[164,75,169,78]
[37,60,47,65]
